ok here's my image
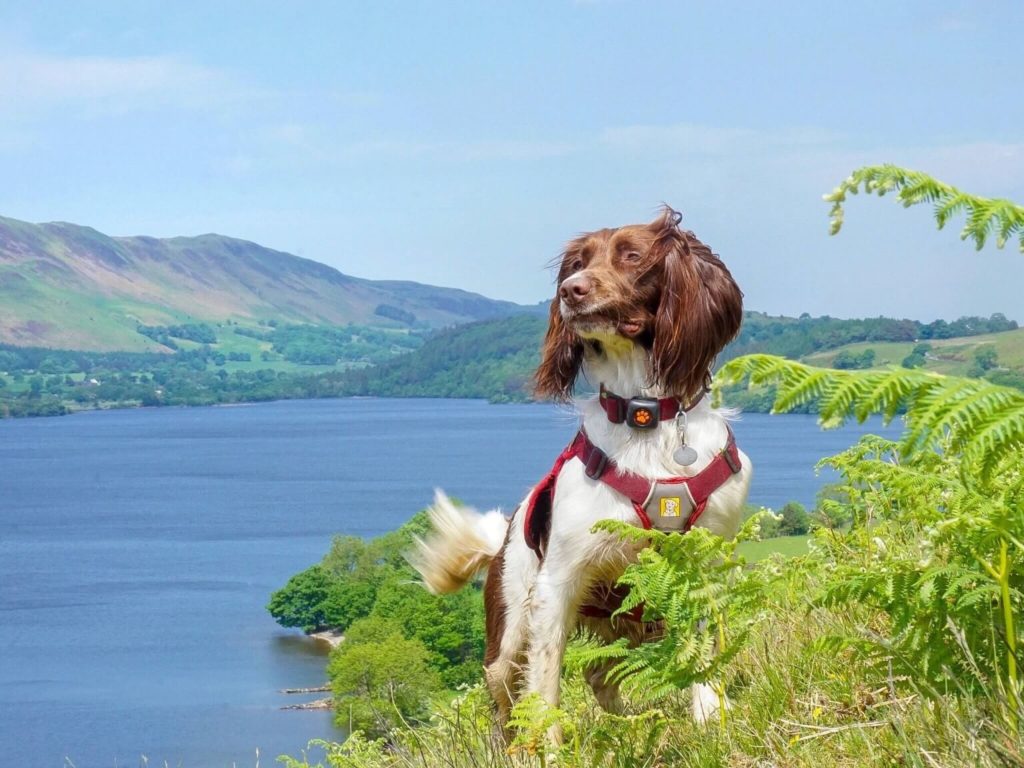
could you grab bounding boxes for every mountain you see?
[0,215,534,351]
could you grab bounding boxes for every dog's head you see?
[535,206,743,402]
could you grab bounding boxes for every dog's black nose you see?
[559,275,592,304]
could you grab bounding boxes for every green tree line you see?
[1,305,1019,418]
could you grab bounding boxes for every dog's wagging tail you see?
[411,207,752,738]
[409,490,507,595]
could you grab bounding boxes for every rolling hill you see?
[803,327,1024,378]
[326,313,1024,403]
[0,214,535,351]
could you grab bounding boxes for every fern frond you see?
[824,164,1024,252]
[717,354,1024,490]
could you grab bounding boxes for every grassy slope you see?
[282,533,996,768]
[0,214,530,351]
[738,534,811,560]
[803,327,1024,376]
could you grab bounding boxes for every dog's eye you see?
[569,258,584,272]
[623,251,641,263]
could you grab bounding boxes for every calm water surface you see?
[0,398,900,767]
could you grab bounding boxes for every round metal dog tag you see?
[673,445,698,466]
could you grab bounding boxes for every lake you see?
[0,398,901,767]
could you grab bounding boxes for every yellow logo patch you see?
[659,497,682,517]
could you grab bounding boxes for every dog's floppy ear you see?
[534,294,583,400]
[649,206,743,402]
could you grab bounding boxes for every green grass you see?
[279,571,1010,768]
[802,327,1024,377]
[738,534,810,560]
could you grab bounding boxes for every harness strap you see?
[522,425,744,623]
[522,426,742,558]
[575,427,741,519]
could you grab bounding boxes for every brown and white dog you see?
[412,207,752,730]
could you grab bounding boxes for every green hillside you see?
[328,313,547,401]
[3,310,1020,417]
[0,214,532,351]
[803,327,1024,379]
[325,311,1022,403]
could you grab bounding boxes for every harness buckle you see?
[643,481,697,533]
[625,398,660,429]
[584,446,609,480]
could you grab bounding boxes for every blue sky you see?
[0,1,1021,321]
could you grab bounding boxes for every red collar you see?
[598,384,703,428]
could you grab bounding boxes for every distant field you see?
[154,323,407,374]
[803,327,1024,377]
[738,535,811,561]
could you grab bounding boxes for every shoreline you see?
[309,629,344,648]
[0,393,537,421]
[0,391,782,421]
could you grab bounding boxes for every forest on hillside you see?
[0,311,1018,417]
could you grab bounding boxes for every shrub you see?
[327,617,441,737]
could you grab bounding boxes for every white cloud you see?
[600,122,843,155]
[226,126,580,174]
[324,136,579,163]
[595,121,1024,202]
[903,142,1024,196]
[0,51,246,115]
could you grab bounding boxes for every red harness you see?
[522,425,742,623]
[523,426,742,559]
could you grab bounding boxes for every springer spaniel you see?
[412,207,752,731]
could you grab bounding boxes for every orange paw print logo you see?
[633,409,652,425]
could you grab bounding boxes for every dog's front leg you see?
[523,559,583,744]
[525,564,579,703]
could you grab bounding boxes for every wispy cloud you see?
[904,142,1024,194]
[596,121,1024,199]
[316,135,579,164]
[219,114,1024,205]
[600,122,843,155]
[0,51,249,115]
[217,123,581,176]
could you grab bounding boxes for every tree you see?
[967,345,999,378]
[777,501,809,536]
[267,565,334,632]
[370,576,486,687]
[266,564,373,633]
[832,348,875,370]
[327,617,441,737]
[902,342,931,369]
[977,345,998,369]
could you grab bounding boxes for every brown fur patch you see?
[483,531,511,666]
[534,206,743,403]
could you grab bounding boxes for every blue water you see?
[0,399,901,767]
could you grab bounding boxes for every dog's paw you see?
[691,682,728,725]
